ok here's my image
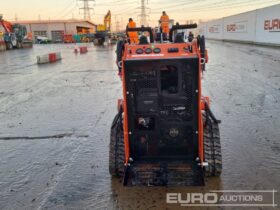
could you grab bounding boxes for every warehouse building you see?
[12,19,97,42]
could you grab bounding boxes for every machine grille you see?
[124,58,199,160]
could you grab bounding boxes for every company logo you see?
[264,19,280,32]
[166,190,278,207]
[208,25,220,33]
[227,24,237,32]
[227,22,247,33]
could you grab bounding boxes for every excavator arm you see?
[0,20,13,33]
[104,10,111,31]
[97,10,111,32]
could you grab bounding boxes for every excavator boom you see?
[104,10,111,31]
[97,10,111,32]
[0,20,13,33]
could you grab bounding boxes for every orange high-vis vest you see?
[160,14,170,34]
[127,21,138,44]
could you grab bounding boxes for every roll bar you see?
[169,23,197,42]
[126,26,154,43]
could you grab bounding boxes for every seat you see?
[174,33,184,43]
[139,36,149,45]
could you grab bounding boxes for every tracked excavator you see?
[94,10,112,45]
[0,15,32,49]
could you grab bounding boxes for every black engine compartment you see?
[124,58,199,161]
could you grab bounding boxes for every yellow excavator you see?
[97,10,111,32]
[94,10,112,45]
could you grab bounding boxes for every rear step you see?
[125,161,205,186]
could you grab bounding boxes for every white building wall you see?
[48,23,65,31]
[199,4,280,46]
[206,19,224,40]
[255,4,280,44]
[223,11,256,42]
[16,21,96,40]
[29,23,50,38]
[29,23,49,32]
[198,22,207,36]
[65,23,78,34]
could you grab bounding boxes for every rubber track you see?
[109,112,124,177]
[203,112,222,177]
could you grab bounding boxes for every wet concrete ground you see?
[0,41,279,210]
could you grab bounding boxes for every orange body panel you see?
[201,96,210,110]
[122,45,130,164]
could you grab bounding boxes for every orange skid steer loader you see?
[109,24,222,186]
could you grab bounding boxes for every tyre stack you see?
[0,34,6,52]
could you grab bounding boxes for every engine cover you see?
[124,58,199,161]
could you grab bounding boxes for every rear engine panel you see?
[124,58,199,161]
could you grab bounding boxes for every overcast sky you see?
[1,0,279,29]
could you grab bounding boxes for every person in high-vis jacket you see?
[160,11,170,34]
[127,18,139,44]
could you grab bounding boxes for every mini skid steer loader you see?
[109,24,222,186]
